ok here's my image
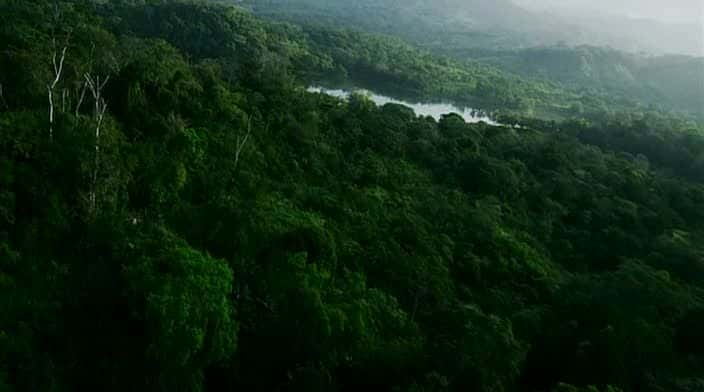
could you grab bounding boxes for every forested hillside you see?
[241,0,704,121]
[466,46,704,120]
[239,0,546,48]
[239,0,704,57]
[2,1,704,391]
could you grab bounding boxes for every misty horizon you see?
[513,0,704,24]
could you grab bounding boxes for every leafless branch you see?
[84,72,110,214]
[234,116,254,169]
[51,45,67,88]
[61,88,68,113]
[47,41,68,140]
[75,80,88,117]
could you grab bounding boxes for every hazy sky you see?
[514,0,704,23]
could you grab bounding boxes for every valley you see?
[1,1,703,391]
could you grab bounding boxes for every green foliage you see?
[1,1,704,391]
[243,0,704,121]
[123,227,237,390]
[471,46,704,120]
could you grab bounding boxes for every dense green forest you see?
[2,1,704,391]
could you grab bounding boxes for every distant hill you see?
[239,0,704,119]
[515,0,704,57]
[239,0,704,56]
[468,46,704,118]
[238,0,573,49]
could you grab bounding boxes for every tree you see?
[123,227,238,391]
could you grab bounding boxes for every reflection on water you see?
[307,86,501,126]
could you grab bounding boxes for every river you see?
[307,86,502,126]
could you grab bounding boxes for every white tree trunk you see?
[48,85,54,137]
[85,73,109,213]
[61,88,68,113]
[75,81,88,117]
[234,117,253,169]
[47,44,67,140]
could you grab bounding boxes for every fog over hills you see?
[242,0,704,56]
[514,0,703,23]
[240,0,704,118]
[513,0,704,56]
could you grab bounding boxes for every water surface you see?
[307,86,501,126]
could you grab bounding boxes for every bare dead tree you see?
[84,73,109,213]
[234,116,253,169]
[61,88,68,113]
[73,43,98,118]
[47,41,68,140]
[74,80,88,117]
[46,0,77,139]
